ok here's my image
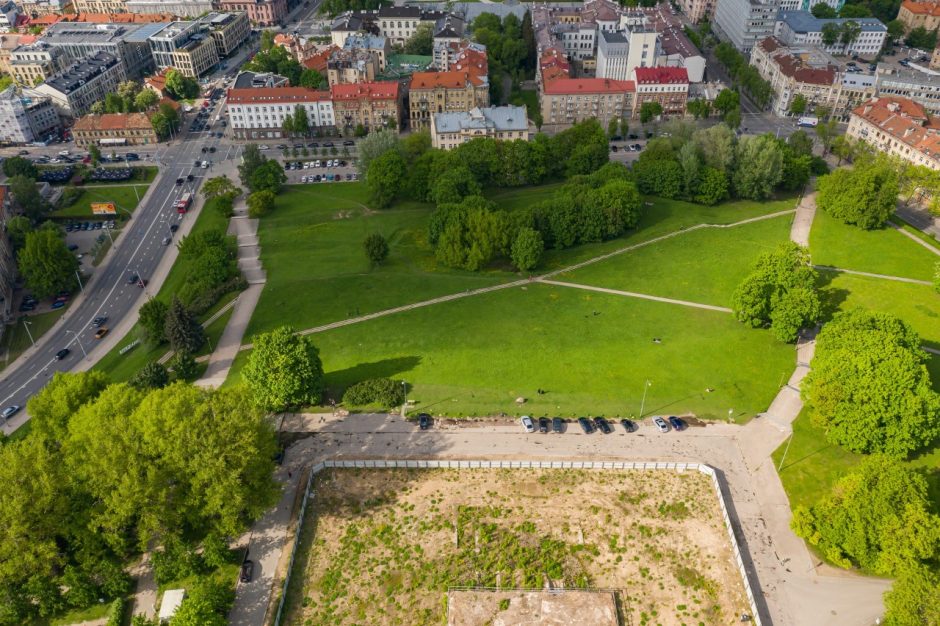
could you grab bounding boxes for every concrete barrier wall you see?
[273,459,762,626]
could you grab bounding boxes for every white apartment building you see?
[226,86,335,139]
[714,0,780,53]
[774,11,887,57]
[0,86,59,144]
[430,105,529,150]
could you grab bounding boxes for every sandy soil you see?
[285,468,749,626]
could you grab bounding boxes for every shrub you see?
[343,378,406,408]
[105,598,124,626]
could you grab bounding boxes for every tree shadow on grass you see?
[815,269,850,322]
[323,356,422,398]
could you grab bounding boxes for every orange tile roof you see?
[73,113,154,132]
[409,70,484,90]
[901,0,940,16]
[75,12,175,23]
[451,47,487,77]
[226,86,331,104]
[633,67,689,84]
[303,46,336,72]
[853,96,940,160]
[330,81,400,100]
[543,78,635,95]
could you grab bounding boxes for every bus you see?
[797,116,819,128]
[175,192,193,213]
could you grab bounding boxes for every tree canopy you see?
[243,326,324,411]
[817,157,899,229]
[17,228,78,299]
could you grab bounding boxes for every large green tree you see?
[510,227,543,272]
[164,297,204,354]
[238,144,266,189]
[882,565,940,626]
[367,150,408,209]
[8,174,46,221]
[248,160,286,195]
[164,69,199,100]
[27,371,109,444]
[200,175,241,202]
[791,455,940,575]
[404,22,434,55]
[243,326,324,411]
[357,129,403,176]
[138,298,168,344]
[17,229,78,299]
[801,308,940,457]
[732,134,784,200]
[816,158,899,229]
[247,190,276,218]
[2,156,37,179]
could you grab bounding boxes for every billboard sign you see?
[91,202,117,215]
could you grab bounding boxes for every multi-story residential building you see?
[0,33,24,75]
[537,46,571,87]
[73,0,127,12]
[432,14,465,50]
[0,85,59,143]
[9,42,68,86]
[216,0,286,27]
[342,34,388,70]
[408,70,489,130]
[678,0,717,23]
[375,6,447,46]
[18,0,71,16]
[714,0,780,53]
[931,43,940,69]
[875,70,940,114]
[0,2,20,33]
[633,66,689,115]
[330,81,401,131]
[148,21,219,78]
[539,77,635,131]
[596,27,660,81]
[846,96,940,169]
[204,12,249,57]
[125,0,214,17]
[774,11,887,57]
[430,105,529,150]
[434,39,486,73]
[32,50,125,118]
[326,48,380,85]
[226,86,334,138]
[72,112,158,146]
[40,22,158,78]
[897,1,940,33]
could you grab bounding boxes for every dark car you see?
[343,140,355,146]
[308,142,319,148]
[175,177,184,185]
[578,417,594,434]
[55,348,70,360]
[610,145,618,152]
[418,413,431,430]
[187,174,194,182]
[552,417,564,433]
[323,141,334,147]
[620,418,636,433]
[594,416,612,434]
[628,133,639,140]
[170,224,179,232]
[240,560,254,583]
[538,417,549,433]
[209,146,216,153]
[668,416,684,431]
[193,160,201,167]
[92,316,108,327]
[127,274,139,284]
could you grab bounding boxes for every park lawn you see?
[239,283,794,420]
[561,212,792,307]
[54,185,148,218]
[27,602,112,626]
[810,209,938,281]
[819,271,940,348]
[244,184,514,337]
[0,308,68,372]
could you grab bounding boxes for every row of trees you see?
[631,122,822,205]
[471,12,538,103]
[714,42,773,109]
[0,373,278,624]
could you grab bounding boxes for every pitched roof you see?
[542,78,635,95]
[72,112,153,132]
[303,45,337,72]
[901,0,940,16]
[852,96,940,161]
[226,86,331,104]
[410,70,484,90]
[633,66,689,84]
[330,81,400,100]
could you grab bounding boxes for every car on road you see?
[1,405,20,420]
[127,274,139,284]
[55,348,70,360]
[92,316,108,327]
[520,415,535,432]
[578,416,594,433]
[175,177,184,185]
[259,144,270,150]
[620,419,636,432]
[170,224,179,232]
[552,417,564,433]
[668,416,684,431]
[240,560,254,583]
[94,327,109,339]
[594,416,612,434]
[276,144,287,150]
[417,413,431,430]
[162,237,171,246]
[653,416,669,433]
[323,141,334,147]
[343,140,354,146]
[538,417,549,433]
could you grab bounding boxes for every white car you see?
[303,162,311,169]
[314,160,321,168]
[1,405,20,420]
[520,415,535,433]
[653,416,669,433]
[259,144,270,150]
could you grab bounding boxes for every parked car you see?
[578,417,594,434]
[594,416,612,434]
[1,405,20,420]
[620,419,636,433]
[668,415,684,431]
[552,417,564,433]
[55,348,70,360]
[418,413,431,430]
[175,177,184,185]
[343,140,355,146]
[653,416,669,433]
[162,237,172,246]
[51,301,65,309]
[240,560,254,583]
[520,415,535,432]
[538,417,549,433]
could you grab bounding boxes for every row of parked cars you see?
[66,220,114,232]
[285,159,347,170]
[300,173,356,183]
[522,415,684,433]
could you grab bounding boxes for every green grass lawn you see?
[561,213,792,307]
[810,209,938,281]
[54,185,148,218]
[27,601,112,626]
[818,270,940,348]
[0,308,68,373]
[238,283,793,420]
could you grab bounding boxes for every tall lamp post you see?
[22,320,34,346]
[638,379,651,418]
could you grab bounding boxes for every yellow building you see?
[408,70,488,130]
[897,0,940,33]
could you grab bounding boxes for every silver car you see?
[2,405,20,420]
[520,415,535,433]
[653,416,669,433]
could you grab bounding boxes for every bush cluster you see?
[342,378,406,408]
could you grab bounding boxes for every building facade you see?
[847,96,940,170]
[714,0,780,53]
[774,11,887,57]
[217,0,287,27]
[226,86,335,138]
[125,0,214,16]
[596,26,659,81]
[0,86,59,143]
[897,1,940,33]
[205,12,249,57]
[633,66,689,116]
[0,2,20,33]
[678,0,717,23]
[330,81,401,131]
[72,112,158,146]
[148,21,219,78]
[342,34,388,70]
[539,77,635,131]
[40,21,157,78]
[326,48,380,85]
[32,50,125,118]
[18,0,72,16]
[9,42,68,86]
[430,105,528,150]
[408,70,489,129]
[72,0,128,12]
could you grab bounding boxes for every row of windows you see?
[230,105,332,112]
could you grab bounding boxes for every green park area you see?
[229,182,800,420]
[53,185,148,218]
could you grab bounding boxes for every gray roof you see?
[127,22,174,41]
[600,30,628,44]
[344,34,386,50]
[434,105,528,134]
[777,10,886,34]
[43,51,119,93]
[448,0,527,24]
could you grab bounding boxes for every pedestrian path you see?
[813,265,934,285]
[538,279,733,312]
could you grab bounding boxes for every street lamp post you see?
[400,380,407,418]
[74,270,84,294]
[22,320,34,346]
[638,379,651,418]
[65,330,88,360]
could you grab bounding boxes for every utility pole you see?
[22,320,34,346]
[638,379,651,418]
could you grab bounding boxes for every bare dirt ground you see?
[283,468,749,626]
[447,589,618,626]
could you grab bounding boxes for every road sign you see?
[91,202,116,215]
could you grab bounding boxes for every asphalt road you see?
[0,111,235,433]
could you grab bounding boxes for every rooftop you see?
[232,70,288,89]
[600,30,628,44]
[777,10,887,33]
[757,37,837,85]
[343,33,387,50]
[226,86,330,104]
[633,66,689,84]
[410,69,485,90]
[543,77,635,95]
[42,51,119,94]
[434,105,528,134]
[852,96,940,160]
[72,112,153,132]
[330,81,400,100]
[42,21,150,43]
[899,0,940,16]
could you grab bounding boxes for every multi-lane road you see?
[0,101,237,434]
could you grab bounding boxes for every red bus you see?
[175,192,193,213]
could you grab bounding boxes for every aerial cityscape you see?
[0,0,937,623]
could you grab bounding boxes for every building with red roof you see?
[331,81,402,131]
[72,112,158,148]
[226,86,334,139]
[408,70,488,129]
[848,96,940,170]
[540,77,635,131]
[898,0,940,33]
[632,66,689,116]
